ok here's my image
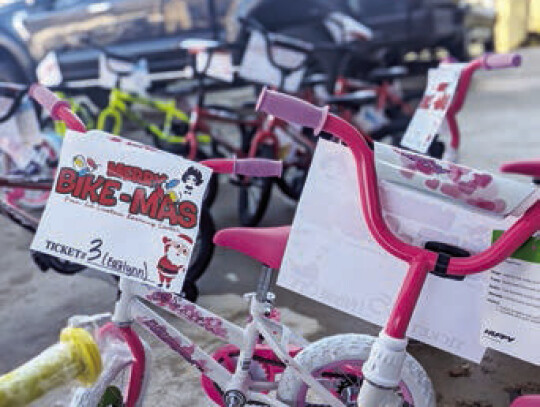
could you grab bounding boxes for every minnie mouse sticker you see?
[31,130,211,294]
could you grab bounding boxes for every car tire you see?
[0,54,27,83]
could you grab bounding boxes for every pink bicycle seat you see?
[501,160,540,179]
[511,396,540,407]
[213,226,290,269]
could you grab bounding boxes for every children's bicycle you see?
[0,87,216,301]
[400,53,522,162]
[0,84,431,407]
[256,76,540,406]
[177,26,318,226]
[0,83,60,209]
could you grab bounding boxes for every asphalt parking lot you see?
[1,48,540,406]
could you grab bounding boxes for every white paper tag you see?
[36,51,63,87]
[481,256,540,365]
[275,139,528,362]
[196,50,234,83]
[98,54,150,94]
[238,31,306,93]
[31,131,211,293]
[401,64,466,153]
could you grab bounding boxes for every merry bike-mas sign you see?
[31,130,211,293]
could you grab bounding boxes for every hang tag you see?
[31,131,211,294]
[278,139,537,362]
[480,253,540,365]
[36,51,63,87]
[400,64,466,153]
[196,50,234,83]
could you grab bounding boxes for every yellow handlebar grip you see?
[0,327,101,407]
[60,327,102,386]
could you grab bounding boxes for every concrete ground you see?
[2,48,540,406]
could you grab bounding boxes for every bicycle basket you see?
[238,30,312,93]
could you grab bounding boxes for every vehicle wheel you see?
[276,164,309,201]
[0,55,26,83]
[277,334,436,407]
[184,206,215,291]
[48,256,86,275]
[181,279,199,303]
[237,144,274,226]
[446,32,471,62]
[195,150,219,209]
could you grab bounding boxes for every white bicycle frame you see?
[77,269,353,407]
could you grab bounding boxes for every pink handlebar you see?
[256,87,329,135]
[446,53,522,149]
[201,158,282,177]
[482,53,522,70]
[256,88,540,279]
[29,84,86,133]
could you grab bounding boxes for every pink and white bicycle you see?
[1,85,421,407]
[256,79,540,406]
[0,82,60,209]
[410,53,522,162]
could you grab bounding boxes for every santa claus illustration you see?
[157,234,193,289]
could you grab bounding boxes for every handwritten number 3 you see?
[88,238,103,261]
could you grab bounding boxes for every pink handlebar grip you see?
[256,87,329,135]
[29,84,86,133]
[482,53,522,70]
[29,84,68,120]
[201,158,282,177]
[234,158,282,177]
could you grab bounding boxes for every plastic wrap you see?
[0,328,100,407]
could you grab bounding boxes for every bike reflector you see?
[31,130,211,294]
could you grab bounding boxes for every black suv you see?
[0,0,232,83]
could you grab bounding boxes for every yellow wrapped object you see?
[0,327,101,407]
[529,0,540,33]
[495,0,529,52]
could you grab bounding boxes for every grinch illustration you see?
[157,235,193,289]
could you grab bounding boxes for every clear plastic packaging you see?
[0,313,134,407]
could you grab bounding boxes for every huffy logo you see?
[484,328,516,343]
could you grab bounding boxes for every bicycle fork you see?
[224,266,275,406]
[356,333,409,407]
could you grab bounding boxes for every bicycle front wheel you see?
[277,334,435,407]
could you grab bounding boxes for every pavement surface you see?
[2,48,540,406]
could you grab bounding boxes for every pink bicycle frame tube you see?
[446,53,521,149]
[99,323,146,407]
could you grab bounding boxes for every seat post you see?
[256,265,274,303]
